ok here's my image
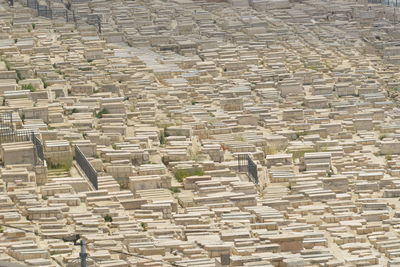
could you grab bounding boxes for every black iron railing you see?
[238,154,258,184]
[0,129,44,166]
[368,0,399,6]
[0,112,14,134]
[75,146,98,190]
[15,0,101,33]
[32,132,44,162]
[0,130,33,143]
[0,112,13,125]
[0,112,44,166]
[87,14,102,34]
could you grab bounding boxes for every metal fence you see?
[87,14,102,33]
[368,0,399,6]
[0,112,14,134]
[75,146,98,190]
[238,154,258,184]
[24,0,53,19]
[0,130,33,143]
[0,112,13,125]
[14,0,102,33]
[0,129,44,166]
[0,112,44,166]
[32,132,44,162]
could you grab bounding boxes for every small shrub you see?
[96,108,109,118]
[42,79,49,88]
[265,145,280,155]
[159,133,166,145]
[169,187,181,194]
[22,84,36,92]
[3,60,10,71]
[190,152,201,162]
[163,127,170,137]
[386,155,393,161]
[32,23,35,29]
[292,149,316,160]
[104,215,113,222]
[379,134,388,140]
[295,131,307,140]
[71,108,78,113]
[16,70,22,81]
[42,196,48,200]
[161,157,169,166]
[234,135,246,142]
[140,222,148,231]
[119,183,128,190]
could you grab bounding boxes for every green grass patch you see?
[292,149,315,160]
[174,168,204,183]
[48,163,71,171]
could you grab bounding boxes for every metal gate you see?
[238,154,258,184]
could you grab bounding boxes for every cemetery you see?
[0,0,399,266]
